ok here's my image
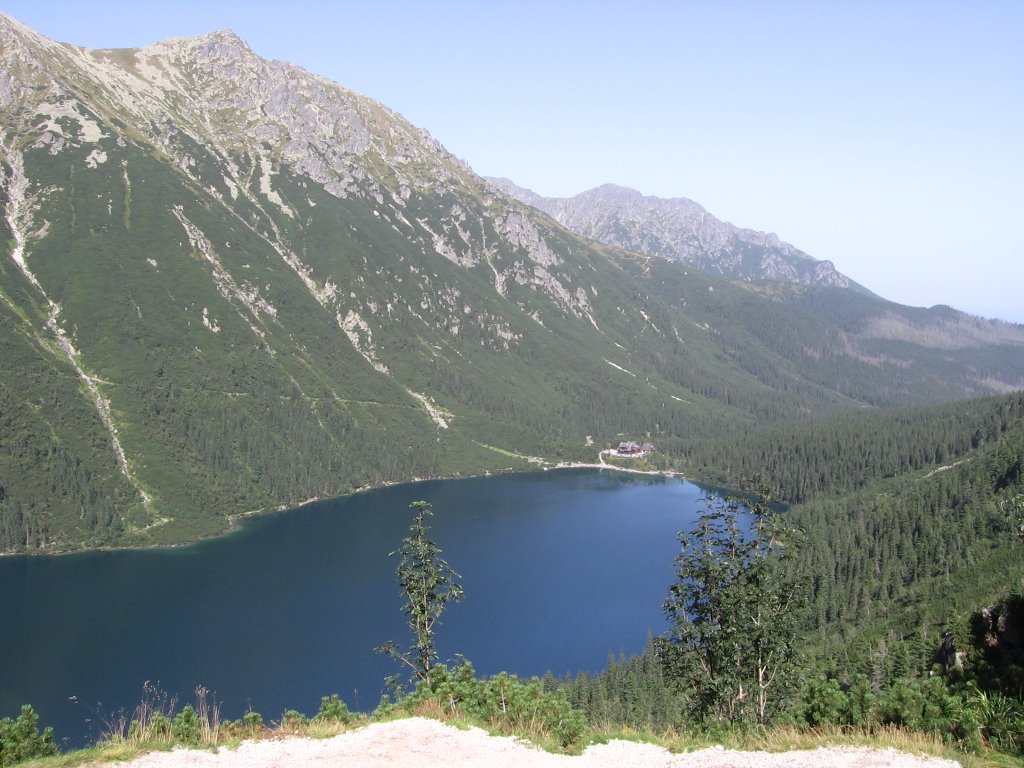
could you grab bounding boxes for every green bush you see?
[841,676,877,727]
[171,705,201,745]
[0,705,57,766]
[128,709,172,741]
[399,661,587,747]
[968,686,1024,753]
[876,677,964,735]
[315,694,353,724]
[242,710,264,734]
[222,710,264,740]
[796,674,991,751]
[797,674,879,728]
[280,710,308,729]
[799,675,846,727]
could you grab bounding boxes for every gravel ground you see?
[98,717,964,768]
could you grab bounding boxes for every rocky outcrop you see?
[971,595,1024,672]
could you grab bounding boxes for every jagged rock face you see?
[1,19,457,204]
[971,596,1024,672]
[488,179,865,292]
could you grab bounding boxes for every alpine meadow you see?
[2,11,1024,766]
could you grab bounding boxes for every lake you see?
[0,468,716,747]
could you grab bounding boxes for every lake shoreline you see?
[0,456,687,557]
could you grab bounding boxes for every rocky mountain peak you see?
[136,27,259,83]
[587,183,690,209]
[0,11,54,45]
[188,27,251,51]
[0,12,64,100]
[0,17,478,211]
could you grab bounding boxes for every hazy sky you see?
[4,1,1022,322]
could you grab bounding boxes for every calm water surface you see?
[1,469,713,747]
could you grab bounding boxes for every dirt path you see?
[100,717,963,768]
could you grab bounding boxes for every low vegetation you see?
[0,706,55,766]
[0,684,997,768]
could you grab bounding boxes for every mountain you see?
[487,178,868,292]
[1,13,1023,552]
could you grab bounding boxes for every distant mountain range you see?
[487,178,869,292]
[1,12,1022,551]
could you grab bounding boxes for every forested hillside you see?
[673,389,1024,672]
[683,391,1024,503]
[795,414,1024,659]
[560,398,1024,756]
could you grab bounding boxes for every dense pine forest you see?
[559,391,1024,757]
[679,391,1024,503]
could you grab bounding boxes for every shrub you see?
[969,686,1024,753]
[799,675,846,727]
[315,694,353,724]
[222,710,264,740]
[793,672,993,751]
[171,705,201,745]
[242,710,264,734]
[399,661,587,747]
[842,676,877,727]
[876,677,963,734]
[796,674,879,728]
[0,705,57,766]
[280,710,308,730]
[130,710,171,741]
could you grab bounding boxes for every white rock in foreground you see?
[100,717,962,768]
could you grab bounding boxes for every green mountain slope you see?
[1,13,1022,552]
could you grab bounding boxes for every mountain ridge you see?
[486,177,871,293]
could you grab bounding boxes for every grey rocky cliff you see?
[488,178,869,292]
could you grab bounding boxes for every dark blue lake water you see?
[0,469,714,748]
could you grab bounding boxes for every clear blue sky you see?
[4,1,1022,322]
